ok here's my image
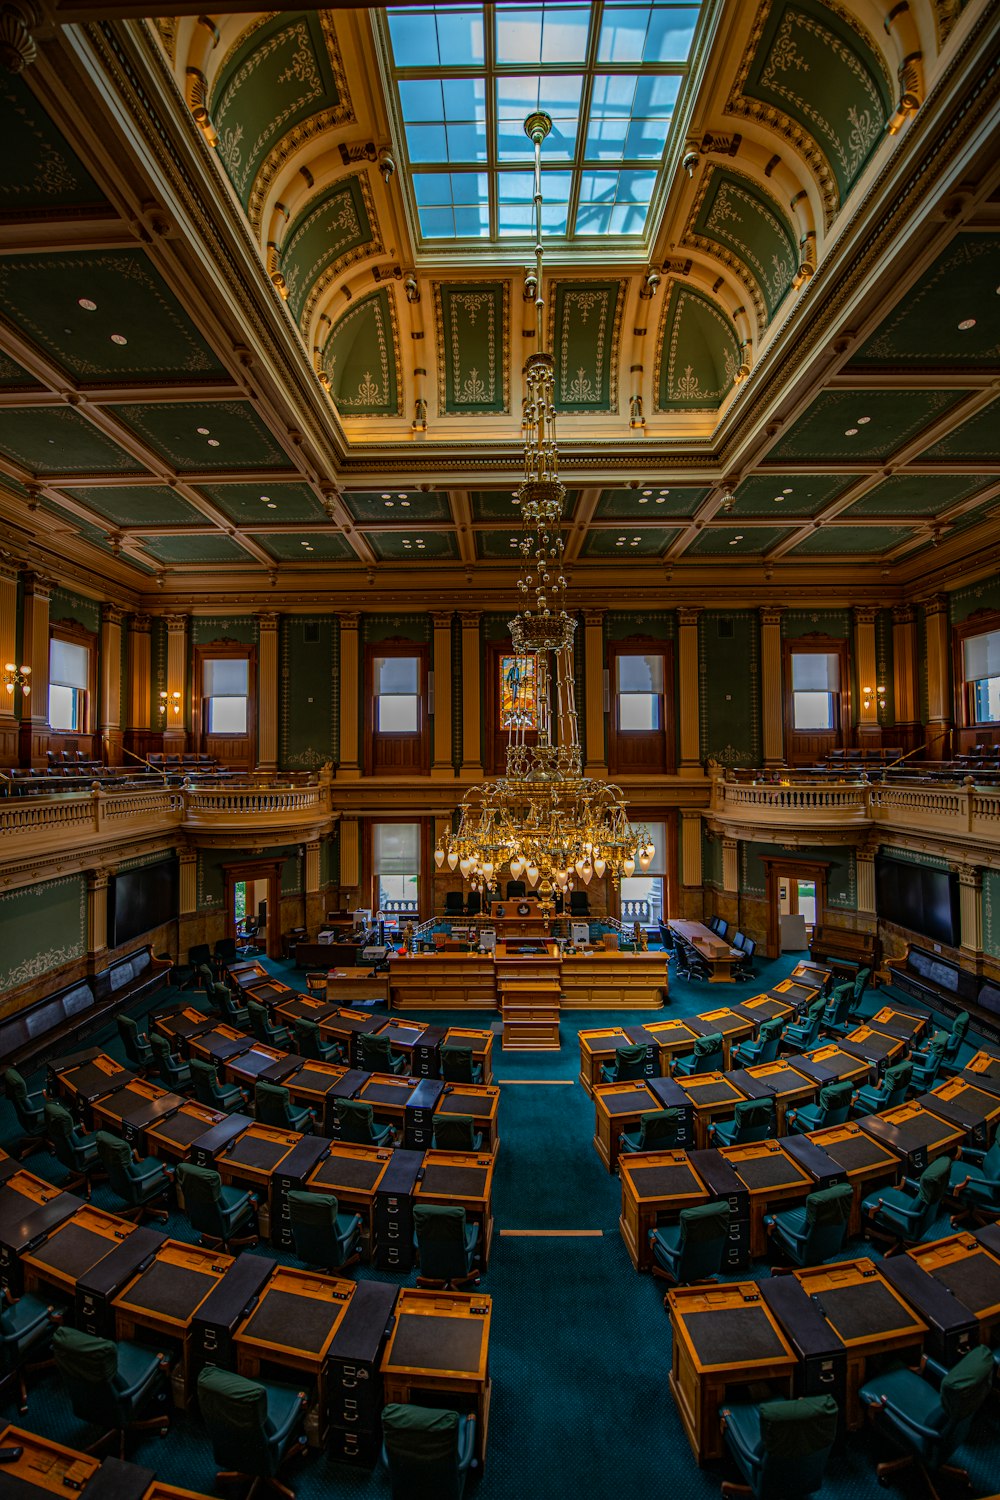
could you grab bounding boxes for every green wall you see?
[699,610,760,766]
[50,586,99,633]
[280,615,334,770]
[781,609,850,640]
[0,876,87,992]
[983,870,1000,959]
[190,615,258,645]
[951,577,1000,624]
[702,827,722,889]
[196,846,302,911]
[741,841,857,910]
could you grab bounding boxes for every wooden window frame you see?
[363,816,433,920]
[607,638,675,776]
[782,635,850,763]
[48,621,97,735]
[953,608,1000,729]
[193,641,257,760]
[364,640,430,777]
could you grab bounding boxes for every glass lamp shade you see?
[510,857,524,879]
[434,848,445,869]
[593,857,607,878]
[526,864,539,887]
[447,852,459,871]
[623,857,636,878]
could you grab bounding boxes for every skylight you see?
[381,2,706,249]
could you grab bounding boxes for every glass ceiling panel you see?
[384,1,705,248]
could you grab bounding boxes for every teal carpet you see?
[3,949,999,1498]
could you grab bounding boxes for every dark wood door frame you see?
[222,858,283,958]
[761,856,830,959]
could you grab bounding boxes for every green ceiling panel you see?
[435,282,509,415]
[686,526,790,556]
[768,388,967,461]
[656,284,741,411]
[595,486,709,519]
[110,401,289,471]
[0,350,38,387]
[732,474,849,515]
[42,500,157,571]
[344,490,450,523]
[0,74,105,210]
[550,280,625,413]
[740,0,890,203]
[843,474,987,517]
[476,530,529,560]
[368,531,458,561]
[198,482,329,525]
[253,532,354,561]
[61,485,204,527]
[279,176,376,327]
[790,525,914,555]
[922,398,1000,461]
[323,290,401,418]
[946,497,1000,534]
[851,235,1000,369]
[582,527,677,558]
[0,251,224,381]
[0,408,143,475]
[691,167,797,321]
[469,490,578,522]
[210,12,348,212]
[140,534,252,564]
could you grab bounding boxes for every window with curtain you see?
[373,822,421,913]
[203,657,249,734]
[374,655,420,732]
[963,629,1000,724]
[617,652,663,730]
[619,820,666,927]
[791,652,840,730]
[49,637,90,732]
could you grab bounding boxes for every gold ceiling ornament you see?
[435,113,650,901]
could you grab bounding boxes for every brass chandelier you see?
[434,113,652,900]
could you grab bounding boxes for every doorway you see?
[233,876,269,952]
[762,857,830,959]
[222,860,283,959]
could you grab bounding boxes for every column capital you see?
[338,611,360,631]
[923,593,949,619]
[760,605,785,627]
[458,610,482,628]
[178,847,197,868]
[722,836,738,852]
[853,604,879,626]
[256,610,280,631]
[305,839,321,854]
[892,603,915,625]
[954,861,982,889]
[430,610,454,629]
[128,612,151,634]
[86,868,110,891]
[164,612,188,633]
[101,603,125,626]
[22,571,52,601]
[582,608,606,627]
[677,606,701,628]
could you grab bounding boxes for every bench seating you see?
[809,925,878,975]
[887,944,1000,1042]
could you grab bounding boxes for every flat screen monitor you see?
[875,855,959,947]
[107,856,179,948]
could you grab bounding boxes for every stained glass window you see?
[500,653,538,728]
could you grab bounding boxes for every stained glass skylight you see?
[381,2,707,249]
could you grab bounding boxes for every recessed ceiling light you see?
[958,318,976,330]
[110,334,127,345]
[78,298,97,311]
[844,427,858,436]
[630,541,639,547]
[207,438,220,447]
[639,497,649,504]
[642,490,652,496]
[397,493,406,499]
[266,503,276,509]
[384,500,394,507]
[773,497,784,503]
[783,487,793,494]
[616,541,624,547]
[856,417,870,425]
[381,493,391,499]
[198,427,211,436]
[401,500,410,507]
[301,541,310,547]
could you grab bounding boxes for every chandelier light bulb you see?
[510,857,524,879]
[623,857,636,878]
[459,857,473,878]
[593,857,607,878]
[582,862,593,885]
[638,848,652,870]
[434,847,445,869]
[447,852,459,871]
[526,863,539,887]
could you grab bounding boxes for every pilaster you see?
[86,869,109,959]
[582,608,607,776]
[19,572,51,766]
[337,612,360,779]
[923,593,952,754]
[853,604,880,743]
[431,610,454,779]
[891,604,919,732]
[460,611,483,776]
[100,604,124,764]
[956,862,983,961]
[339,818,360,891]
[127,613,151,734]
[680,810,703,888]
[677,606,702,773]
[722,838,739,895]
[0,566,17,764]
[257,611,279,770]
[164,613,188,752]
[760,605,785,767]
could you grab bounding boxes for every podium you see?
[494,941,560,1049]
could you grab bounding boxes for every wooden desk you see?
[145,1101,229,1162]
[52,1053,133,1121]
[357,1074,419,1135]
[242,978,296,1009]
[113,1240,233,1401]
[282,1060,349,1131]
[727,1061,817,1135]
[717,1141,814,1257]
[618,1150,709,1270]
[693,1009,755,1069]
[868,1004,929,1043]
[274,992,337,1030]
[908,1231,1000,1345]
[792,1258,927,1428]
[0,1426,99,1496]
[235,1267,355,1447]
[840,1024,907,1080]
[91,1079,183,1147]
[318,1008,383,1066]
[224,1042,295,1089]
[389,954,497,1011]
[325,968,390,1006]
[559,951,668,1009]
[732,996,795,1030]
[576,1026,657,1094]
[228,961,269,986]
[859,1101,965,1173]
[668,1282,796,1461]
[794,1044,870,1090]
[496,944,560,1051]
[22,1206,137,1299]
[963,1049,1000,1093]
[672,1073,749,1150]
[924,1076,1000,1149]
[592,1081,663,1171]
[216,1123,302,1192]
[304,1144,393,1247]
[380,1288,492,1464]
[641,1018,701,1075]
[434,1085,500,1154]
[669,921,741,982]
[415,1151,496,1266]
[790,961,832,991]
[0,1173,80,1292]
[151,1006,217,1050]
[186,1024,253,1066]
[442,1027,494,1085]
[804,1122,901,1235]
[767,977,822,1011]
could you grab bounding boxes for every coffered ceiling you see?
[0,0,998,609]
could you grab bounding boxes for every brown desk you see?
[672,1073,749,1150]
[963,1050,1000,1092]
[325,968,390,1006]
[868,1004,929,1042]
[792,1258,927,1428]
[805,1121,901,1235]
[389,954,497,1011]
[592,1081,663,1171]
[790,961,832,990]
[733,995,795,1029]
[235,1267,354,1447]
[794,1044,871,1090]
[907,1231,1000,1345]
[91,1079,183,1146]
[144,1101,230,1162]
[53,1053,133,1117]
[718,1141,814,1257]
[22,1206,137,1300]
[282,1059,349,1127]
[414,1150,496,1266]
[576,1026,656,1094]
[841,1024,907,1078]
[859,1101,965,1173]
[925,1076,1000,1147]
[693,1009,755,1069]
[669,921,741,982]
[216,1123,302,1193]
[434,1085,501,1153]
[380,1288,492,1463]
[641,1018,701,1075]
[186,1024,253,1065]
[618,1150,709,1270]
[304,1144,393,1247]
[0,1426,99,1496]
[730,1060,816,1134]
[151,1006,217,1050]
[442,1027,494,1084]
[224,1042,295,1089]
[668,1282,796,1461]
[357,1074,418,1135]
[274,993,337,1030]
[558,951,668,1009]
[113,1240,232,1401]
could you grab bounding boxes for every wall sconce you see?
[377,147,395,184]
[159,689,181,716]
[412,397,428,432]
[638,267,661,301]
[4,662,30,697]
[629,394,645,430]
[862,684,887,714]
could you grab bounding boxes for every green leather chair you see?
[948,1138,1000,1223]
[95,1131,172,1223]
[254,1081,313,1134]
[333,1098,392,1148]
[53,1325,169,1458]
[649,1201,731,1287]
[432,1114,483,1153]
[286,1190,362,1271]
[941,1009,971,1067]
[909,1033,948,1091]
[116,1014,153,1071]
[599,1042,648,1085]
[859,1345,993,1495]
[381,1404,476,1500]
[786,1080,853,1136]
[862,1153,951,1251]
[291,1017,343,1064]
[149,1033,192,1091]
[247,999,291,1049]
[439,1045,483,1085]
[413,1204,480,1289]
[618,1108,680,1155]
[357,1033,407,1076]
[710,1098,775,1148]
[731,1017,784,1070]
[3,1067,46,1156]
[44,1099,101,1198]
[851,966,872,1006]
[764,1183,853,1267]
[197,1364,307,1500]
[190,1058,245,1113]
[674,1032,724,1077]
[781,998,826,1052]
[176,1162,257,1252]
[720,1394,838,1499]
[852,1060,912,1117]
[1,1289,64,1412]
[215,984,250,1028]
[820,981,856,1036]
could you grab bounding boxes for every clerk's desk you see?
[0,1426,152,1500]
[380,1288,492,1464]
[668,1282,797,1462]
[669,920,742,983]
